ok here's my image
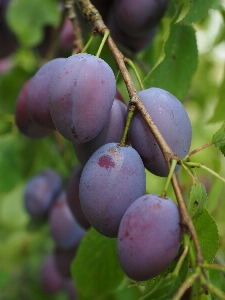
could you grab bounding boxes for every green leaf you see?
[0,66,30,114]
[207,179,224,212]
[182,0,218,24]
[6,0,60,47]
[0,134,23,192]
[175,0,191,23]
[193,209,219,263]
[71,228,125,297]
[211,121,225,151]
[143,23,198,100]
[141,275,181,300]
[188,180,207,218]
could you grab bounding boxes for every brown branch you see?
[187,142,212,159]
[64,0,83,53]
[76,0,203,265]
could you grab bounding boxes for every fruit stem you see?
[119,105,135,147]
[161,159,177,198]
[173,243,188,276]
[96,29,110,57]
[172,271,200,300]
[81,34,95,53]
[124,58,145,90]
[200,275,225,299]
[199,263,225,271]
[180,161,197,181]
[184,161,225,184]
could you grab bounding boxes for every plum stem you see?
[184,161,225,184]
[96,29,110,57]
[120,105,135,147]
[173,243,188,276]
[124,58,145,90]
[81,34,95,53]
[172,270,201,300]
[161,159,177,198]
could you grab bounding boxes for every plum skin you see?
[117,194,181,281]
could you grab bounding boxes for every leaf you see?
[6,0,60,47]
[193,209,219,263]
[211,122,225,152]
[0,66,29,114]
[0,134,23,192]
[207,179,224,212]
[141,275,181,300]
[143,23,198,101]
[188,180,207,218]
[71,228,125,297]
[175,0,191,23]
[182,0,218,24]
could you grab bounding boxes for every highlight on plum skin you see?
[117,194,181,281]
[79,142,146,238]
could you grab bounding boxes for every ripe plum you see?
[79,142,146,237]
[15,79,53,139]
[26,58,65,130]
[49,53,116,143]
[24,169,62,219]
[128,88,192,176]
[117,194,181,281]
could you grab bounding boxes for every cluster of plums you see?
[16,49,192,282]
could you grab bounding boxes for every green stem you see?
[201,275,225,299]
[184,142,212,160]
[125,58,145,90]
[172,271,200,300]
[199,263,225,271]
[189,241,197,270]
[96,29,110,57]
[81,34,95,53]
[173,244,188,276]
[184,161,225,184]
[161,159,177,197]
[180,161,197,181]
[120,105,135,146]
[115,70,120,82]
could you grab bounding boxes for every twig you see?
[65,0,83,53]
[186,142,212,159]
